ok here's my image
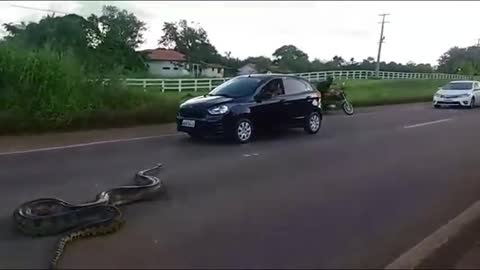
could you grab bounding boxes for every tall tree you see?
[87,5,147,73]
[87,6,146,49]
[437,46,480,75]
[272,45,310,73]
[2,5,148,74]
[159,20,221,69]
[310,59,327,71]
[220,51,242,77]
[331,55,346,68]
[3,15,91,56]
[242,56,272,73]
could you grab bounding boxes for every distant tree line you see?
[0,4,476,77]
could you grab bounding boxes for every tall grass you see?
[0,44,184,134]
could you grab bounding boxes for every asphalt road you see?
[2,103,480,269]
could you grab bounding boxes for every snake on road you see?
[12,164,166,269]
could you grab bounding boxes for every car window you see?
[209,77,263,98]
[475,82,480,89]
[442,82,474,90]
[283,78,309,95]
[261,78,285,97]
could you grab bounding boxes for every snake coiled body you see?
[12,164,165,269]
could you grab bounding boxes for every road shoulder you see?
[0,123,177,154]
[385,200,480,269]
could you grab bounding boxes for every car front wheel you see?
[304,111,322,134]
[233,118,254,143]
[470,97,476,109]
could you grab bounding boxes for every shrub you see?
[0,44,182,134]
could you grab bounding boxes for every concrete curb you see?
[385,200,480,269]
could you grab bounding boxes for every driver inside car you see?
[272,82,283,96]
[266,81,283,97]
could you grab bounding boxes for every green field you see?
[340,79,450,107]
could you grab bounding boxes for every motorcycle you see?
[319,82,354,115]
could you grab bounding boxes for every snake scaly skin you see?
[12,164,165,269]
[50,205,124,269]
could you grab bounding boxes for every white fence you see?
[125,77,229,92]
[291,70,477,82]
[124,70,478,92]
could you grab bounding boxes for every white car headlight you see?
[458,94,470,98]
[434,93,441,97]
[208,105,229,115]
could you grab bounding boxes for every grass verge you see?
[340,79,450,107]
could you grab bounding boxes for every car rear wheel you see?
[304,111,322,134]
[233,118,253,144]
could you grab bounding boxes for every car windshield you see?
[209,77,263,98]
[441,82,473,90]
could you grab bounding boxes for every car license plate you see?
[182,119,195,128]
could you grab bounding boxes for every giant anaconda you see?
[12,164,165,269]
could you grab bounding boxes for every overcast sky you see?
[0,1,478,66]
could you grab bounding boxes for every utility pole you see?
[375,13,390,76]
[476,38,480,47]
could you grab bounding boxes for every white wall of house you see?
[202,67,224,78]
[146,60,225,78]
[146,61,190,77]
[237,63,258,75]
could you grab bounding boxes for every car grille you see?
[178,106,206,118]
[440,94,463,98]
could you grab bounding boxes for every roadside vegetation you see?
[341,79,450,107]
[0,4,474,134]
[0,44,181,134]
[0,37,457,135]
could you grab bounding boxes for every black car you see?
[176,74,323,143]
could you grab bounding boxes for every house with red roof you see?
[141,48,225,78]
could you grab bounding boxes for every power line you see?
[9,4,69,15]
[375,13,390,76]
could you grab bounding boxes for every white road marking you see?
[0,133,180,156]
[403,118,452,129]
[242,153,260,157]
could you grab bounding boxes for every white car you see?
[433,80,480,108]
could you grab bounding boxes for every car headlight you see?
[458,94,470,98]
[434,93,441,97]
[208,105,229,115]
